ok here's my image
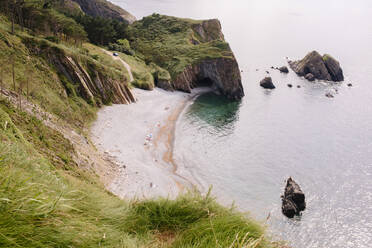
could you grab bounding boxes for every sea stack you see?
[289,51,344,82]
[282,177,306,218]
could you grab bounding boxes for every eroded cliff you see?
[24,38,135,106]
[128,14,244,100]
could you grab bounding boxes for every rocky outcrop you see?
[171,58,244,100]
[71,0,136,24]
[192,19,225,42]
[51,53,135,105]
[260,77,275,89]
[278,66,289,73]
[129,15,244,100]
[24,37,135,105]
[323,54,344,81]
[289,51,344,82]
[282,177,306,218]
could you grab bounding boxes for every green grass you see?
[0,19,97,129]
[0,101,277,247]
[128,14,234,79]
[118,53,155,90]
[0,13,278,248]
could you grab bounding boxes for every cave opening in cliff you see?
[195,77,214,88]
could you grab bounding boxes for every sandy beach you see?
[91,88,209,199]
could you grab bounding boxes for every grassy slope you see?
[0,100,277,247]
[0,14,280,248]
[0,15,133,130]
[128,14,234,79]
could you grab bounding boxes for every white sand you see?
[91,88,209,199]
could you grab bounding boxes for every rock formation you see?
[71,0,136,24]
[260,77,275,89]
[128,15,244,100]
[25,38,135,105]
[282,177,306,218]
[289,51,344,82]
[173,58,244,100]
[278,66,289,73]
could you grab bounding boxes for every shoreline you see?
[91,87,210,199]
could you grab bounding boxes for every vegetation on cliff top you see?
[128,14,235,78]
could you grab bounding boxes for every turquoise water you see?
[114,0,372,247]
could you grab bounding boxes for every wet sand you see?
[91,88,209,199]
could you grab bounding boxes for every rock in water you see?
[279,66,289,73]
[323,54,344,82]
[305,73,315,81]
[289,51,344,82]
[282,177,306,218]
[260,77,276,89]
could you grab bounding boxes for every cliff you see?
[24,37,135,106]
[128,14,244,100]
[71,0,136,24]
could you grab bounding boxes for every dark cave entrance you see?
[195,77,214,88]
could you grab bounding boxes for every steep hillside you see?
[0,15,134,129]
[128,14,244,100]
[71,0,136,24]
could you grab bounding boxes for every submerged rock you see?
[282,177,306,218]
[325,92,334,98]
[278,66,289,73]
[260,77,275,89]
[289,51,344,82]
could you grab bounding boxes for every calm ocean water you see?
[114,0,372,247]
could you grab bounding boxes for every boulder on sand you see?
[260,77,275,89]
[282,177,306,218]
[289,51,344,82]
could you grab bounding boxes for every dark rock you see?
[305,73,315,81]
[323,54,344,82]
[282,177,306,218]
[325,92,334,98]
[279,66,289,73]
[266,71,270,74]
[287,84,293,88]
[297,85,301,88]
[173,58,244,100]
[347,83,353,87]
[289,51,344,82]
[260,77,275,89]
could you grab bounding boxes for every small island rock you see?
[260,77,275,89]
[279,66,289,73]
[289,51,344,82]
[282,177,306,218]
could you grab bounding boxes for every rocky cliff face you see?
[289,51,344,82]
[173,58,244,100]
[50,53,135,105]
[25,39,134,105]
[71,0,136,24]
[173,19,244,100]
[128,15,244,100]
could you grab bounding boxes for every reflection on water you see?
[186,92,241,134]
